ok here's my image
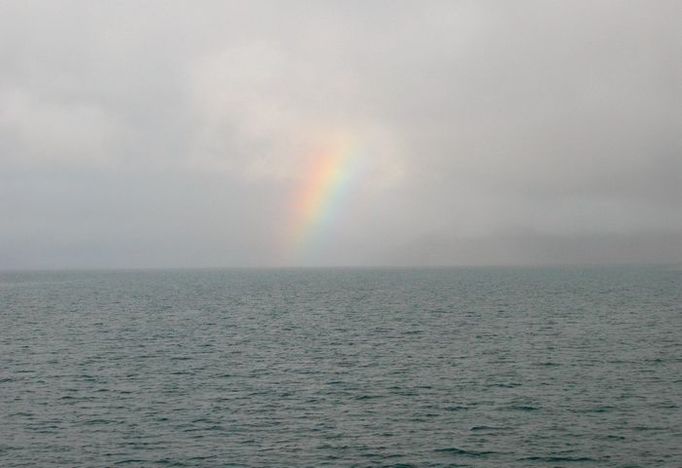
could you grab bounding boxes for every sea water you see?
[1,267,680,466]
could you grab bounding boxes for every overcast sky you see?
[1,0,680,269]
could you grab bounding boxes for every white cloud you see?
[0,88,121,166]
[187,42,406,190]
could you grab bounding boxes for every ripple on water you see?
[1,267,680,466]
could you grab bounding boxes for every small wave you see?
[488,382,520,388]
[633,425,667,431]
[470,425,507,432]
[153,459,190,466]
[444,405,468,411]
[508,404,539,411]
[574,406,615,413]
[521,455,598,463]
[435,447,497,457]
[83,419,115,425]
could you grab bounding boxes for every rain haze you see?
[1,0,680,269]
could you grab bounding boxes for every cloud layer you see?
[1,1,680,268]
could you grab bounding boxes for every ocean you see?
[1,266,680,466]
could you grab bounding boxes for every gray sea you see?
[1,266,680,467]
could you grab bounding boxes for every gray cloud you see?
[1,0,680,269]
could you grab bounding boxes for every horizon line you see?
[2,261,680,274]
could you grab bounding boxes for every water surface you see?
[1,267,680,466]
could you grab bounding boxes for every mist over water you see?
[2,267,680,466]
[1,1,681,269]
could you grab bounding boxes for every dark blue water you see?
[1,267,681,466]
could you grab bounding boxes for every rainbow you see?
[288,136,362,262]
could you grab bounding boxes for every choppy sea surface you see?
[1,266,681,467]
